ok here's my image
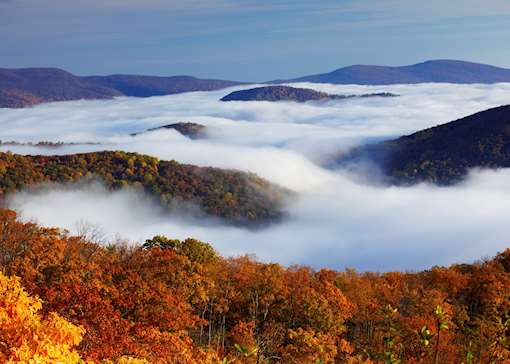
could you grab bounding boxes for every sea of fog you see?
[1,82,510,271]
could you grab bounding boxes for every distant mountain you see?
[220,86,397,102]
[0,68,121,107]
[341,105,510,185]
[286,60,510,85]
[84,75,241,98]
[0,68,242,108]
[133,122,207,139]
[4,60,510,108]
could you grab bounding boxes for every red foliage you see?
[0,209,508,363]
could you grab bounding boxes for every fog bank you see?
[2,82,510,270]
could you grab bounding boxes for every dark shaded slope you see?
[341,105,510,185]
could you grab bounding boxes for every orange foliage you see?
[0,209,509,363]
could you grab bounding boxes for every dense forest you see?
[0,209,508,363]
[0,151,288,225]
[340,105,510,185]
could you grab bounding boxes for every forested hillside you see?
[0,209,508,363]
[339,105,510,185]
[0,151,288,225]
[220,86,396,103]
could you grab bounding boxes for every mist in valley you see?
[2,82,510,270]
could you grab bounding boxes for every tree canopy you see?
[0,209,508,363]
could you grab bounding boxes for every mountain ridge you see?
[0,67,243,108]
[3,60,510,108]
[284,59,510,85]
[339,104,510,185]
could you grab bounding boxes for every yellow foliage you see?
[0,271,85,363]
[281,328,340,363]
[108,357,150,364]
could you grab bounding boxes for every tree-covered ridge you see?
[0,209,508,363]
[220,86,397,103]
[0,151,289,225]
[340,105,510,185]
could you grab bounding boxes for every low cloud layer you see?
[9,169,510,271]
[2,82,510,270]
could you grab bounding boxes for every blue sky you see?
[1,0,510,81]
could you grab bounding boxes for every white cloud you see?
[1,82,510,270]
[8,169,510,271]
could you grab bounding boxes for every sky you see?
[2,82,510,271]
[1,0,510,81]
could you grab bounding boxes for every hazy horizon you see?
[3,58,510,82]
[2,0,510,81]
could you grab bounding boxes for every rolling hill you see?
[340,105,510,184]
[221,85,337,102]
[0,151,289,225]
[3,60,510,108]
[220,85,396,102]
[0,68,242,108]
[0,68,121,107]
[286,60,510,85]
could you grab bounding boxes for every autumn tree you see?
[0,271,84,363]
